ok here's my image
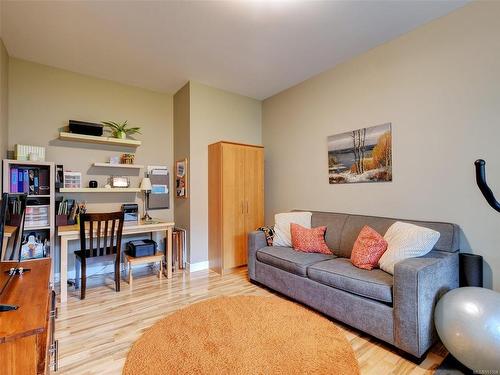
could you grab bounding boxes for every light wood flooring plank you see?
[55,267,445,374]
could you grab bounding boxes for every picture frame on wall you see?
[328,122,392,184]
[175,158,188,199]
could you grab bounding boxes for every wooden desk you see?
[0,259,55,375]
[58,220,174,303]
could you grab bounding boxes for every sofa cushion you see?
[338,214,459,258]
[351,225,388,270]
[307,258,394,303]
[290,224,332,254]
[256,246,335,277]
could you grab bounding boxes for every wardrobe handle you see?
[246,201,249,213]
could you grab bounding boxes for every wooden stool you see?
[125,253,164,288]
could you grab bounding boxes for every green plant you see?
[101,120,141,139]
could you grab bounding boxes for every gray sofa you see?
[248,211,460,358]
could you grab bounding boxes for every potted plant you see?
[101,120,141,139]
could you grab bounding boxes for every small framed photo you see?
[110,176,130,188]
[175,158,188,199]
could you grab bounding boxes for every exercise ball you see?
[435,287,500,372]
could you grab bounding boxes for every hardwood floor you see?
[55,267,446,374]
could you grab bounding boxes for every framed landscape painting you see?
[328,123,392,184]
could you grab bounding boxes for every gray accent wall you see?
[262,2,500,290]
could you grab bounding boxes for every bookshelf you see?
[2,160,55,271]
[59,131,141,147]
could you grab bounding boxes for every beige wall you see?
[187,81,261,264]
[8,58,173,276]
[0,38,8,186]
[173,83,190,255]
[263,1,500,290]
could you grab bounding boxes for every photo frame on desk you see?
[147,166,170,210]
[175,158,188,199]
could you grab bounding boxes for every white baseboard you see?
[187,261,209,272]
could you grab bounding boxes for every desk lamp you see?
[140,177,152,222]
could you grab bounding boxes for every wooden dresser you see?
[0,259,57,374]
[208,141,264,274]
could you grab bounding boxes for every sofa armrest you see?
[248,231,267,280]
[393,251,459,357]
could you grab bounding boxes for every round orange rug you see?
[123,295,360,375]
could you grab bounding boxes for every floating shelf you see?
[25,225,51,231]
[92,162,144,169]
[59,132,141,147]
[59,188,141,193]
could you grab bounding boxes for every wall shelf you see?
[25,225,51,231]
[59,132,141,147]
[92,162,144,169]
[59,187,141,193]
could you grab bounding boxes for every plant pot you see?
[114,130,127,139]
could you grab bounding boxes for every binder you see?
[34,169,39,195]
[23,169,29,193]
[18,169,24,193]
[10,168,18,193]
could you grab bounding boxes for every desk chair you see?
[75,212,124,300]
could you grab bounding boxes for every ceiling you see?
[0,1,468,99]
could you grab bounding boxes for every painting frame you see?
[328,123,392,184]
[175,158,188,198]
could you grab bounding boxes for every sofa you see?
[248,211,460,358]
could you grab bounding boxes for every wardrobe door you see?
[221,144,246,270]
[244,146,265,249]
[208,143,222,274]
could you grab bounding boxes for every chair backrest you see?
[79,212,124,259]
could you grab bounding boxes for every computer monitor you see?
[0,193,27,298]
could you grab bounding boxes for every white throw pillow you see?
[378,221,440,275]
[273,212,312,247]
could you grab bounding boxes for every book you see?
[18,169,24,193]
[34,169,39,195]
[23,169,29,193]
[28,169,35,195]
[10,168,18,193]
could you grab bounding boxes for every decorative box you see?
[14,144,46,161]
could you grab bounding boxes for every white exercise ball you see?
[435,287,500,372]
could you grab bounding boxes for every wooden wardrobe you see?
[208,141,264,274]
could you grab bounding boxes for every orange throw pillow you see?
[290,223,332,254]
[351,225,388,270]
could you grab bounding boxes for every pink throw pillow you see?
[350,225,388,270]
[290,223,332,254]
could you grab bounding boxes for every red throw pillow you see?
[290,223,332,254]
[350,225,388,270]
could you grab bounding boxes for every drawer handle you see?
[50,307,58,319]
[49,340,59,371]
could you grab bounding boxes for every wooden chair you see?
[74,212,124,300]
